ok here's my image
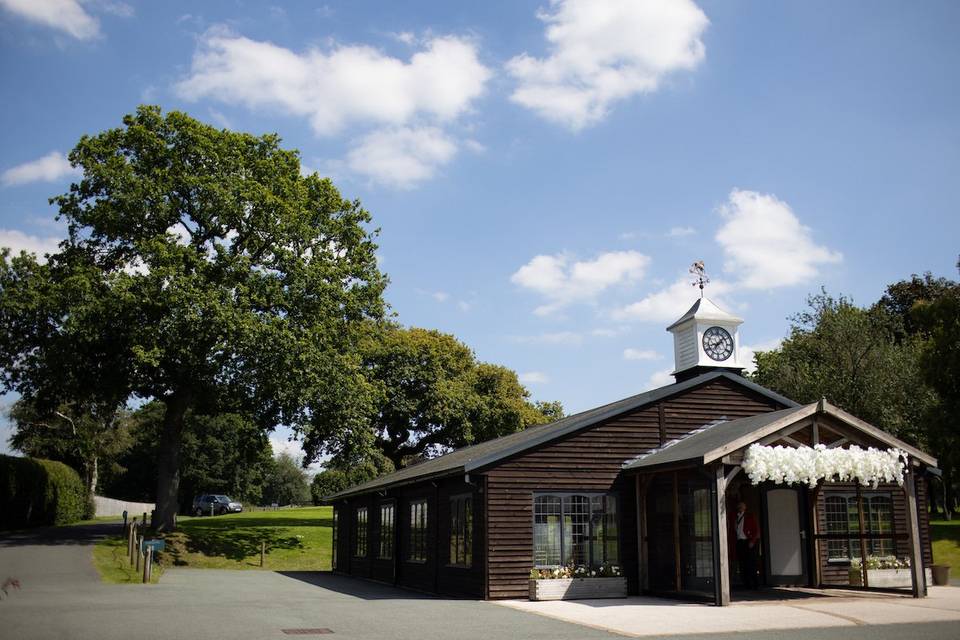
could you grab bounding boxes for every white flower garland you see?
[742,443,907,489]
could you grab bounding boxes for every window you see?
[379,503,395,560]
[825,492,894,561]
[332,508,339,570]
[409,499,428,562]
[354,507,368,558]
[449,495,473,567]
[533,493,618,568]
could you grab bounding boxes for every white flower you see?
[743,444,907,488]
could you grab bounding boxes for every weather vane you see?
[689,260,709,297]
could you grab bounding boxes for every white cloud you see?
[716,189,842,290]
[0,229,61,263]
[0,0,100,39]
[176,29,490,135]
[519,371,550,384]
[645,367,675,391]
[507,0,708,130]
[591,327,627,337]
[614,278,731,323]
[511,250,649,316]
[1,151,77,187]
[346,126,457,188]
[512,331,583,346]
[623,348,660,361]
[740,338,782,374]
[667,225,695,237]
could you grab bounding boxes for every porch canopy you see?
[623,398,937,606]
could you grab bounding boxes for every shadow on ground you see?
[165,527,304,565]
[276,571,439,600]
[0,522,119,548]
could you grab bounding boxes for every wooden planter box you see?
[528,577,627,601]
[849,568,934,588]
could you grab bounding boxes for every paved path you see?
[1,523,957,640]
[498,586,960,637]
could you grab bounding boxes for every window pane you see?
[825,496,850,560]
[604,495,619,565]
[562,495,591,566]
[534,495,562,566]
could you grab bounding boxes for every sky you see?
[0,0,958,465]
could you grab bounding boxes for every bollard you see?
[143,546,152,583]
[210,502,214,517]
[260,541,265,567]
[129,522,137,565]
[136,536,141,573]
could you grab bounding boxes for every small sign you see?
[141,539,165,554]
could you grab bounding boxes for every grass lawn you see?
[93,536,162,583]
[932,518,960,570]
[161,506,332,571]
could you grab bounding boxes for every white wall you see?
[93,495,155,518]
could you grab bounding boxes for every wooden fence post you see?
[143,547,152,584]
[260,541,265,567]
[136,536,141,573]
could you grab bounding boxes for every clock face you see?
[702,326,734,362]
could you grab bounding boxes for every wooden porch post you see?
[713,463,731,606]
[905,466,927,598]
[673,472,681,592]
[636,474,650,592]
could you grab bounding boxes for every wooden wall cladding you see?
[484,377,783,599]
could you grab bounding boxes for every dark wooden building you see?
[328,298,937,604]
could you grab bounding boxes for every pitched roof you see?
[622,406,807,471]
[623,398,937,471]
[325,371,797,501]
[666,297,743,332]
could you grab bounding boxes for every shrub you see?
[0,455,89,528]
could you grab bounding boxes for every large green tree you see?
[302,325,562,469]
[0,107,386,529]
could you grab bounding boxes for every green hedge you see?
[0,455,92,528]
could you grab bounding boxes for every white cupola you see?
[666,297,744,382]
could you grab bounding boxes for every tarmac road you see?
[0,523,957,640]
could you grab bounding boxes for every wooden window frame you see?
[332,507,339,570]
[823,490,895,564]
[532,491,619,569]
[408,499,429,563]
[378,501,395,560]
[354,506,368,559]
[448,493,473,568]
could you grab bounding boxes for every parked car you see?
[192,494,243,516]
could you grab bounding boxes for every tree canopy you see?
[0,106,386,529]
[301,325,563,469]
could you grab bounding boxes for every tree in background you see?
[97,402,275,510]
[262,453,310,506]
[309,453,395,504]
[0,106,386,530]
[752,290,934,446]
[8,399,133,501]
[910,261,960,515]
[301,325,563,470]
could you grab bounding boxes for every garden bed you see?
[529,577,627,601]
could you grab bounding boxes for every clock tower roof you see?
[665,297,743,332]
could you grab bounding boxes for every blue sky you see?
[1,0,958,463]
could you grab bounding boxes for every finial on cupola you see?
[689,260,709,298]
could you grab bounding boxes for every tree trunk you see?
[155,390,191,532]
[88,455,98,499]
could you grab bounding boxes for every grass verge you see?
[932,518,960,570]
[92,536,163,584]
[162,506,332,571]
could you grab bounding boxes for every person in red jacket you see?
[733,501,761,589]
